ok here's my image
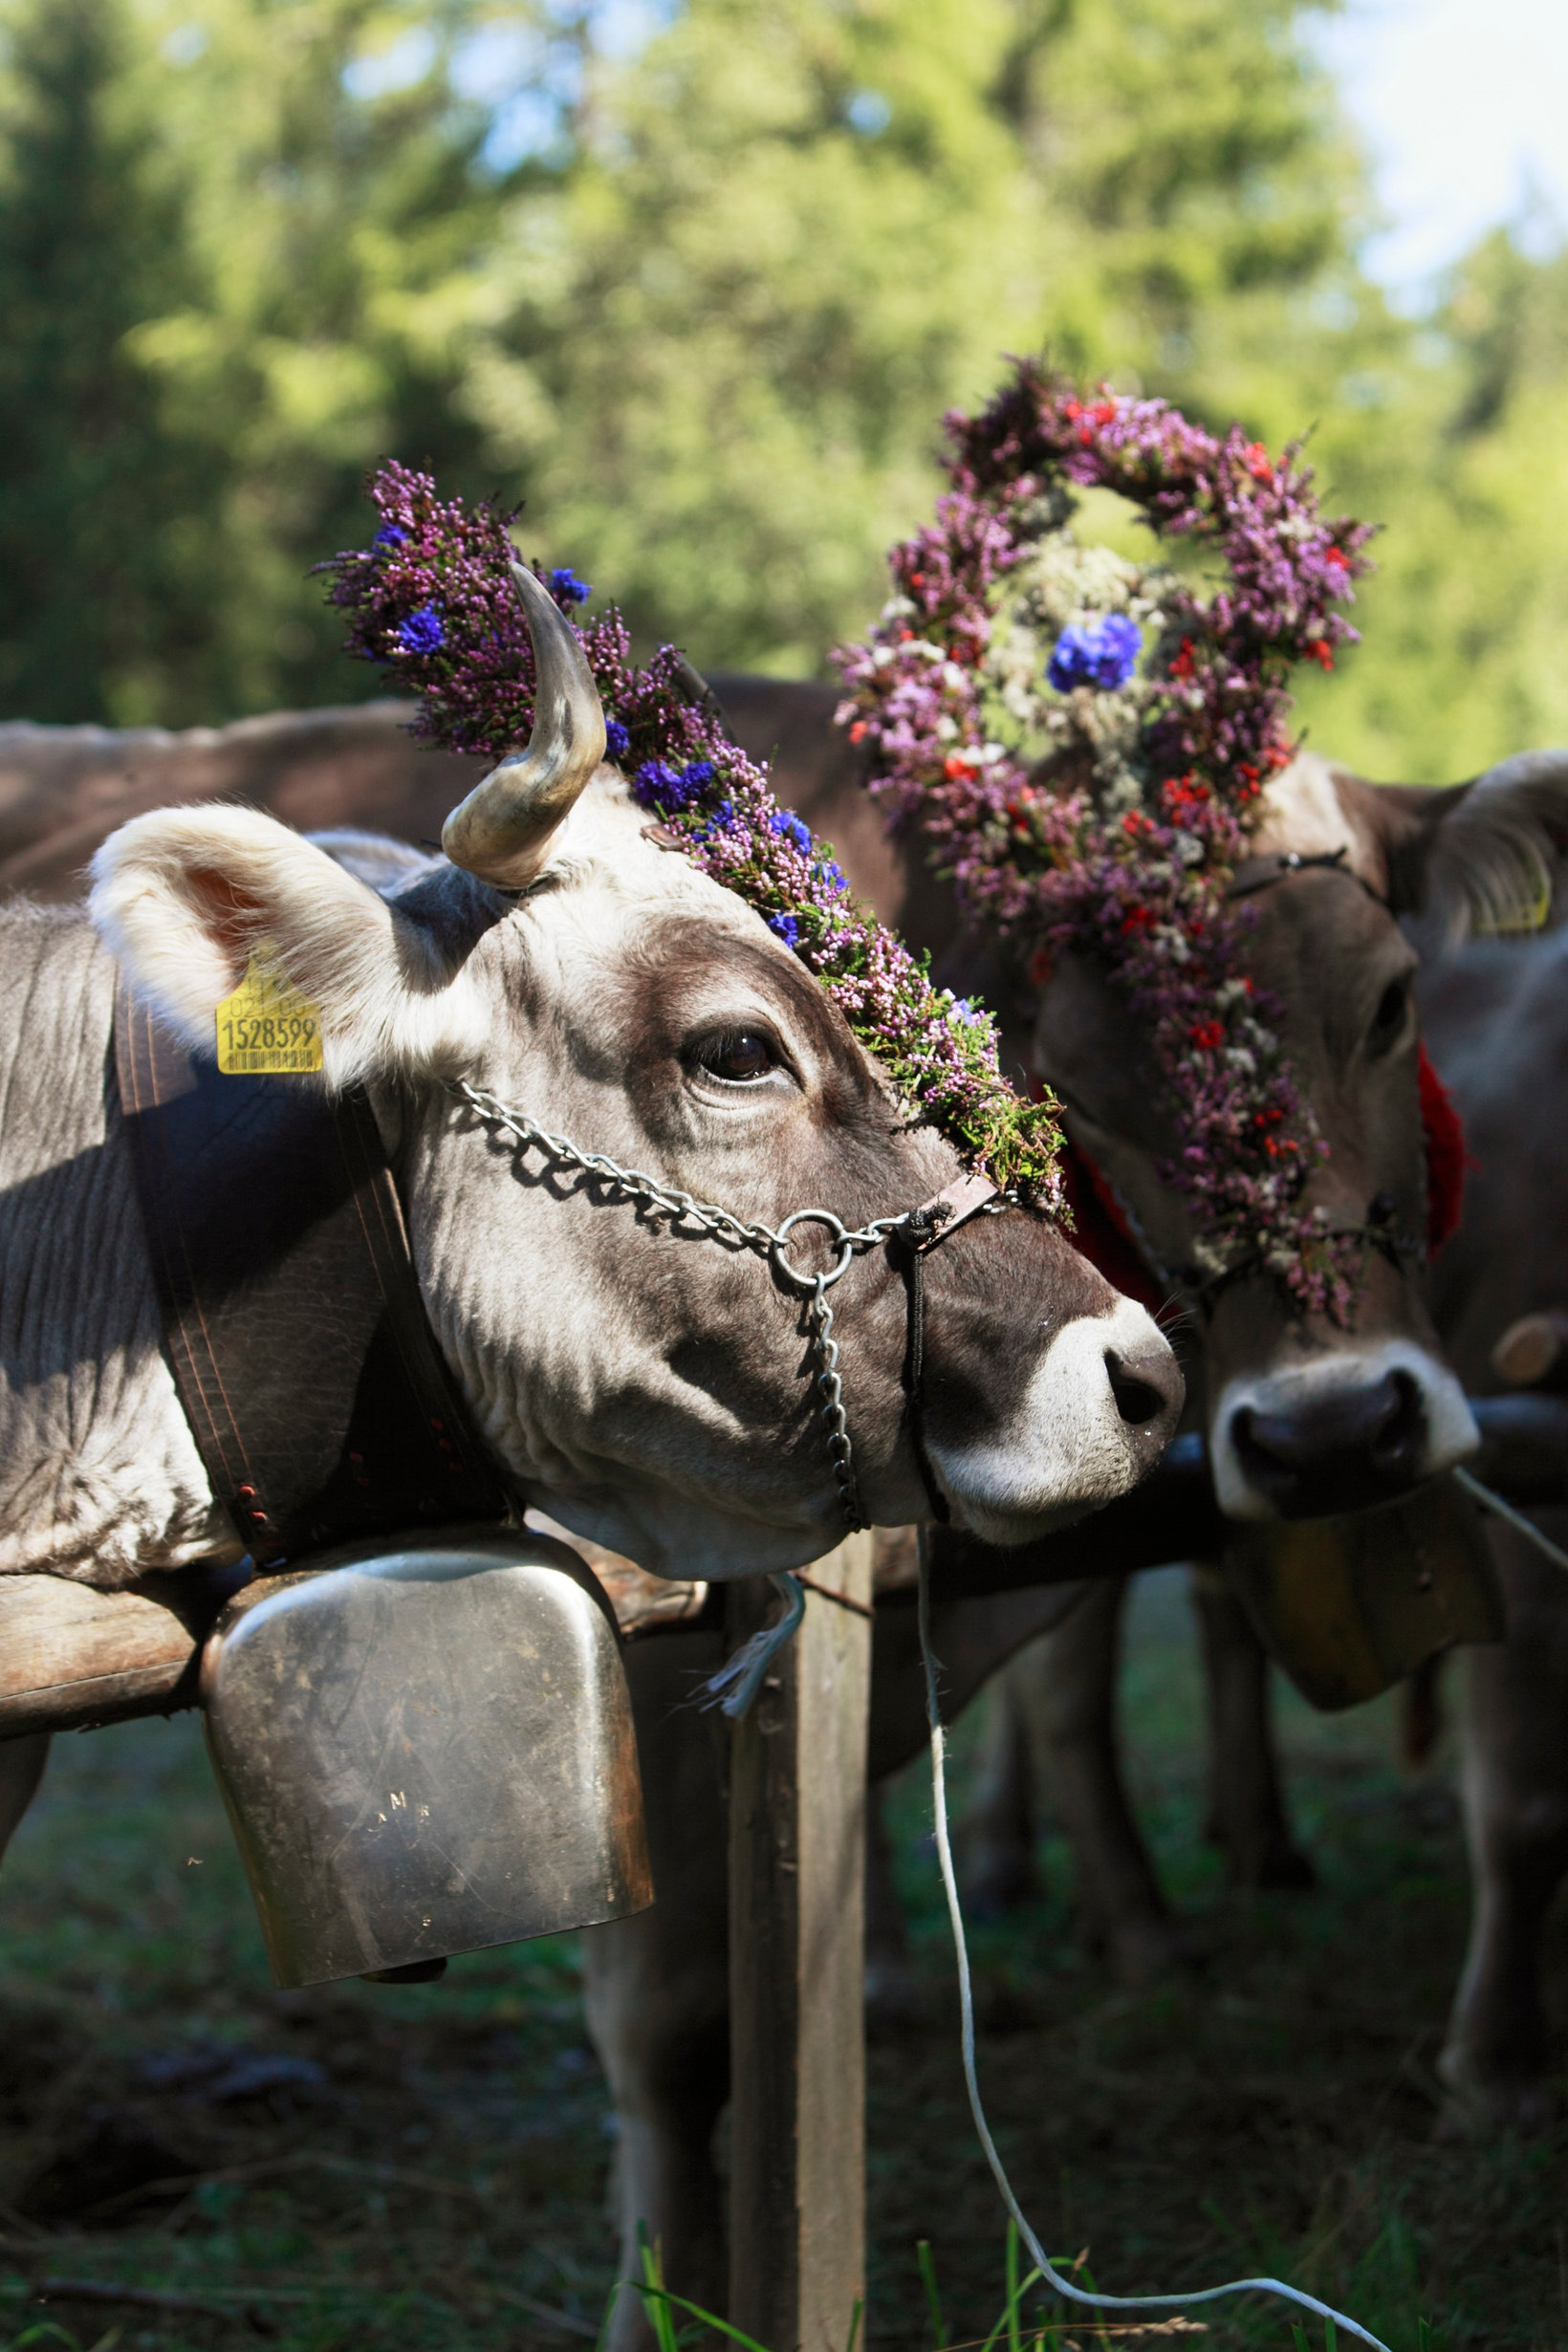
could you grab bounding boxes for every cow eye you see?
[1369,976,1410,1053]
[693,1030,779,1084]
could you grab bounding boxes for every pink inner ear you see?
[184,867,266,981]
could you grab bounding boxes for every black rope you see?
[897,1211,952,1524]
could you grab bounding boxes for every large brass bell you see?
[200,1526,652,1988]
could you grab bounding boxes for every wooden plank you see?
[728,1533,873,2352]
[0,1570,237,1737]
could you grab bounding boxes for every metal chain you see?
[450,1078,954,1529]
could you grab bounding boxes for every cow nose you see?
[1103,1340,1184,1457]
[1230,1368,1426,1518]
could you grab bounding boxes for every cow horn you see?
[441,560,608,889]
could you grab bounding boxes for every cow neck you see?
[114,981,510,1569]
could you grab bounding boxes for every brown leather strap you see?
[115,984,509,1567]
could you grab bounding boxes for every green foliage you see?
[3,0,1568,789]
[0,0,508,721]
[0,0,225,722]
[469,0,1360,669]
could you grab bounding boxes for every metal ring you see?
[771,1209,858,1295]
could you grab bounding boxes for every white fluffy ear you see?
[90,805,487,1088]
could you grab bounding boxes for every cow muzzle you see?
[930,1294,1185,1543]
[1210,1339,1479,1521]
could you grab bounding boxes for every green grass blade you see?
[917,2238,947,2351]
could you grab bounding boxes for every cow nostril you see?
[1105,1351,1165,1427]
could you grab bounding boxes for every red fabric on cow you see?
[1419,1039,1470,1254]
[1057,1143,1169,1318]
[1062,1044,1468,1298]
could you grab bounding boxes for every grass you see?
[0,1569,1562,2349]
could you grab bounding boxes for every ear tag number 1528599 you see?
[216,947,324,1076]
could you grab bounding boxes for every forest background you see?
[1,0,1563,784]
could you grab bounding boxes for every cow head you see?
[92,572,1180,1579]
[1033,746,1568,1523]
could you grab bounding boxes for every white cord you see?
[914,1530,1391,2352]
[1453,1465,1568,1572]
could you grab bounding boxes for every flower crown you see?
[834,359,1377,1320]
[322,464,1065,1209]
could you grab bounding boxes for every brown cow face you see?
[1031,746,1568,1522]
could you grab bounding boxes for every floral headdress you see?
[322,464,1065,1209]
[834,359,1377,1319]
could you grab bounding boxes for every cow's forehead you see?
[1252,751,1384,890]
[533,771,781,947]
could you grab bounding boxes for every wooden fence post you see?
[728,1533,874,2352]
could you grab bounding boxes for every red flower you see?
[847,720,867,745]
[1188,1020,1225,1051]
[1244,442,1274,483]
[943,752,978,780]
[1305,639,1334,671]
[1325,547,1350,571]
[1170,638,1196,681]
[1121,905,1156,935]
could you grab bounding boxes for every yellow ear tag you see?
[215,946,324,1076]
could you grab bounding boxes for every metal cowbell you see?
[200,1526,653,1989]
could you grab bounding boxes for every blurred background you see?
[1,0,1565,781]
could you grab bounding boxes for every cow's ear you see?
[1356,752,1568,941]
[90,805,490,1088]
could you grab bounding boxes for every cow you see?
[712,686,1568,1944]
[961,917,1568,2130]
[1409,926,1568,2131]
[5,594,1189,1595]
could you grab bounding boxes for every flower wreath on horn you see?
[833,358,1378,1322]
[321,462,1065,1210]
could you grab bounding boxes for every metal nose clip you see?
[200,1527,652,1989]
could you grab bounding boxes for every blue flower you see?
[604,719,630,760]
[681,759,715,789]
[1047,612,1142,692]
[374,524,406,550]
[770,809,813,854]
[630,758,685,810]
[814,859,849,897]
[550,568,592,606]
[399,605,445,654]
[768,911,801,948]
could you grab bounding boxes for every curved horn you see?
[441,560,608,888]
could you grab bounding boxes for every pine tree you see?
[0,0,227,721]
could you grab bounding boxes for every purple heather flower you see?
[770,809,813,853]
[374,525,406,550]
[768,911,802,948]
[1047,613,1142,692]
[400,605,445,654]
[604,719,630,759]
[550,568,592,606]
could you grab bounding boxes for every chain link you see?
[451,1078,924,1528]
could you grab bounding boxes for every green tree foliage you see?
[1291,231,1568,781]
[0,0,227,721]
[4,0,1568,787]
[0,0,509,722]
[468,0,1363,670]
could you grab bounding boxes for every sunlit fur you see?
[0,772,1184,1587]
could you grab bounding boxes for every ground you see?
[0,1572,1562,2352]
